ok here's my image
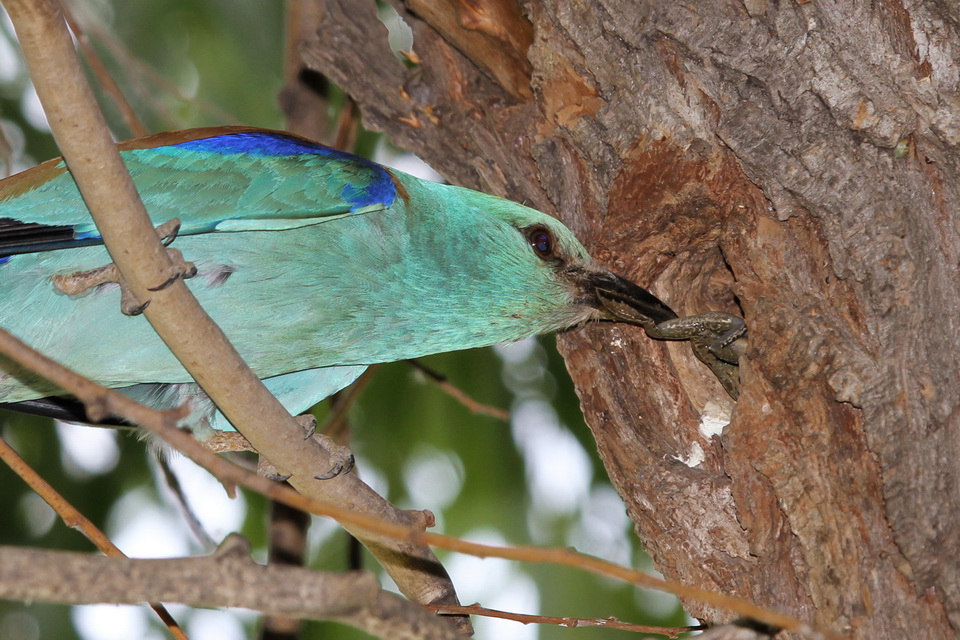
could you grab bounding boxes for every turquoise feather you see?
[0,127,686,434]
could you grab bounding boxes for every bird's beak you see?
[576,268,677,326]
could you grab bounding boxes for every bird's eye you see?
[526,226,555,260]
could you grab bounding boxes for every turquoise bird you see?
[0,127,743,436]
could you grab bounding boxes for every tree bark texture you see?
[303,1,959,637]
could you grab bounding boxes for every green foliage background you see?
[0,2,684,638]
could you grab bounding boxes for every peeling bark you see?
[304,1,960,637]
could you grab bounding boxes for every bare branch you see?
[0,435,190,640]
[0,537,462,640]
[428,603,706,636]
[281,0,331,142]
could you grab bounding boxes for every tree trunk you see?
[303,1,960,637]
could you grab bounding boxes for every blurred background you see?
[0,1,685,638]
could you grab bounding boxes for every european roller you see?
[0,127,744,437]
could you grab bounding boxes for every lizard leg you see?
[643,311,747,399]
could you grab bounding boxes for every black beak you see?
[579,269,677,327]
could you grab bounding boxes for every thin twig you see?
[0,329,841,640]
[61,3,148,137]
[427,603,706,636]
[0,435,190,640]
[157,456,217,551]
[320,366,377,441]
[68,4,240,127]
[406,359,510,421]
[332,97,356,150]
[0,124,15,177]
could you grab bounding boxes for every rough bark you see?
[303,1,960,637]
[0,537,461,640]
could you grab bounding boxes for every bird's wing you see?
[0,126,399,257]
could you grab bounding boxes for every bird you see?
[0,126,744,438]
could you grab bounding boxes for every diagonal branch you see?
[406,360,509,421]
[427,603,705,636]
[60,2,148,137]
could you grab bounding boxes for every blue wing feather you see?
[0,129,397,257]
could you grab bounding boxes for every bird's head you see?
[456,186,679,333]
